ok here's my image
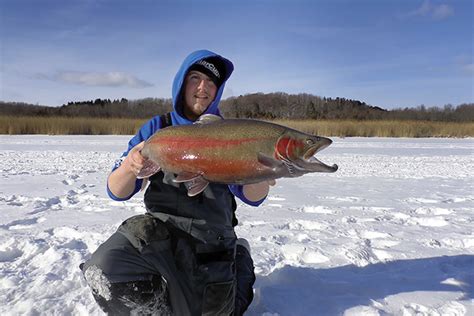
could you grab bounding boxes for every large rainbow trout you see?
[138,115,338,196]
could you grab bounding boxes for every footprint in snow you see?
[1,217,46,230]
[438,237,474,250]
[1,194,31,207]
[425,239,443,248]
[62,188,101,208]
[289,220,327,231]
[67,186,89,196]
[61,174,81,185]
[62,191,80,205]
[0,244,24,262]
[296,233,312,243]
[28,196,62,215]
[269,234,290,245]
[281,244,329,265]
[408,216,450,227]
[61,239,88,250]
[414,207,453,216]
[343,239,391,267]
[353,230,398,257]
[442,197,471,203]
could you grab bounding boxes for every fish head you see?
[275,131,338,174]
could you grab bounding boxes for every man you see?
[81,49,273,315]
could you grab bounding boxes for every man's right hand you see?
[122,141,146,177]
[108,141,148,199]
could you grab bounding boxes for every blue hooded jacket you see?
[107,49,264,206]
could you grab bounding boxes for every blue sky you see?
[1,0,472,109]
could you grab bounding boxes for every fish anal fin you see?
[173,171,202,183]
[195,114,222,124]
[184,177,209,197]
[137,159,161,179]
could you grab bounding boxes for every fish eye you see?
[305,139,314,145]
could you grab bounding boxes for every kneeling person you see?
[81,49,273,315]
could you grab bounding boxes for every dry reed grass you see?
[272,119,474,138]
[1,116,473,137]
[0,116,144,135]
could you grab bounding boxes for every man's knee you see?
[79,226,172,315]
[81,229,148,280]
[82,266,171,315]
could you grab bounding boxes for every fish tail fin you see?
[137,159,161,179]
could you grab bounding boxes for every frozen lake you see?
[0,135,473,315]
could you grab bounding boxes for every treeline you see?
[1,92,473,122]
[220,93,386,120]
[220,93,473,122]
[0,98,172,119]
[388,104,473,122]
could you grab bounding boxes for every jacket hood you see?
[171,49,234,125]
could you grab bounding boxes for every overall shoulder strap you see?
[159,112,172,128]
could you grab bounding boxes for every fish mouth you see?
[303,155,338,172]
[299,138,338,173]
[303,140,330,160]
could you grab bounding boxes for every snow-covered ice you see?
[0,135,473,315]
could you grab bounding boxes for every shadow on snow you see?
[247,255,473,315]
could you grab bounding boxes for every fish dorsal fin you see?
[184,177,209,197]
[137,159,161,179]
[173,171,202,183]
[195,114,222,124]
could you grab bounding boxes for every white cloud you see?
[407,0,454,20]
[38,71,153,88]
[462,63,474,74]
[431,4,454,20]
[413,0,432,16]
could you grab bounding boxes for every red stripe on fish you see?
[163,155,262,181]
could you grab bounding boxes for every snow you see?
[1,135,473,315]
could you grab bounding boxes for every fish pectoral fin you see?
[195,114,222,124]
[173,171,202,183]
[137,159,161,179]
[184,177,209,197]
[258,152,302,177]
[257,153,284,171]
[282,160,301,177]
